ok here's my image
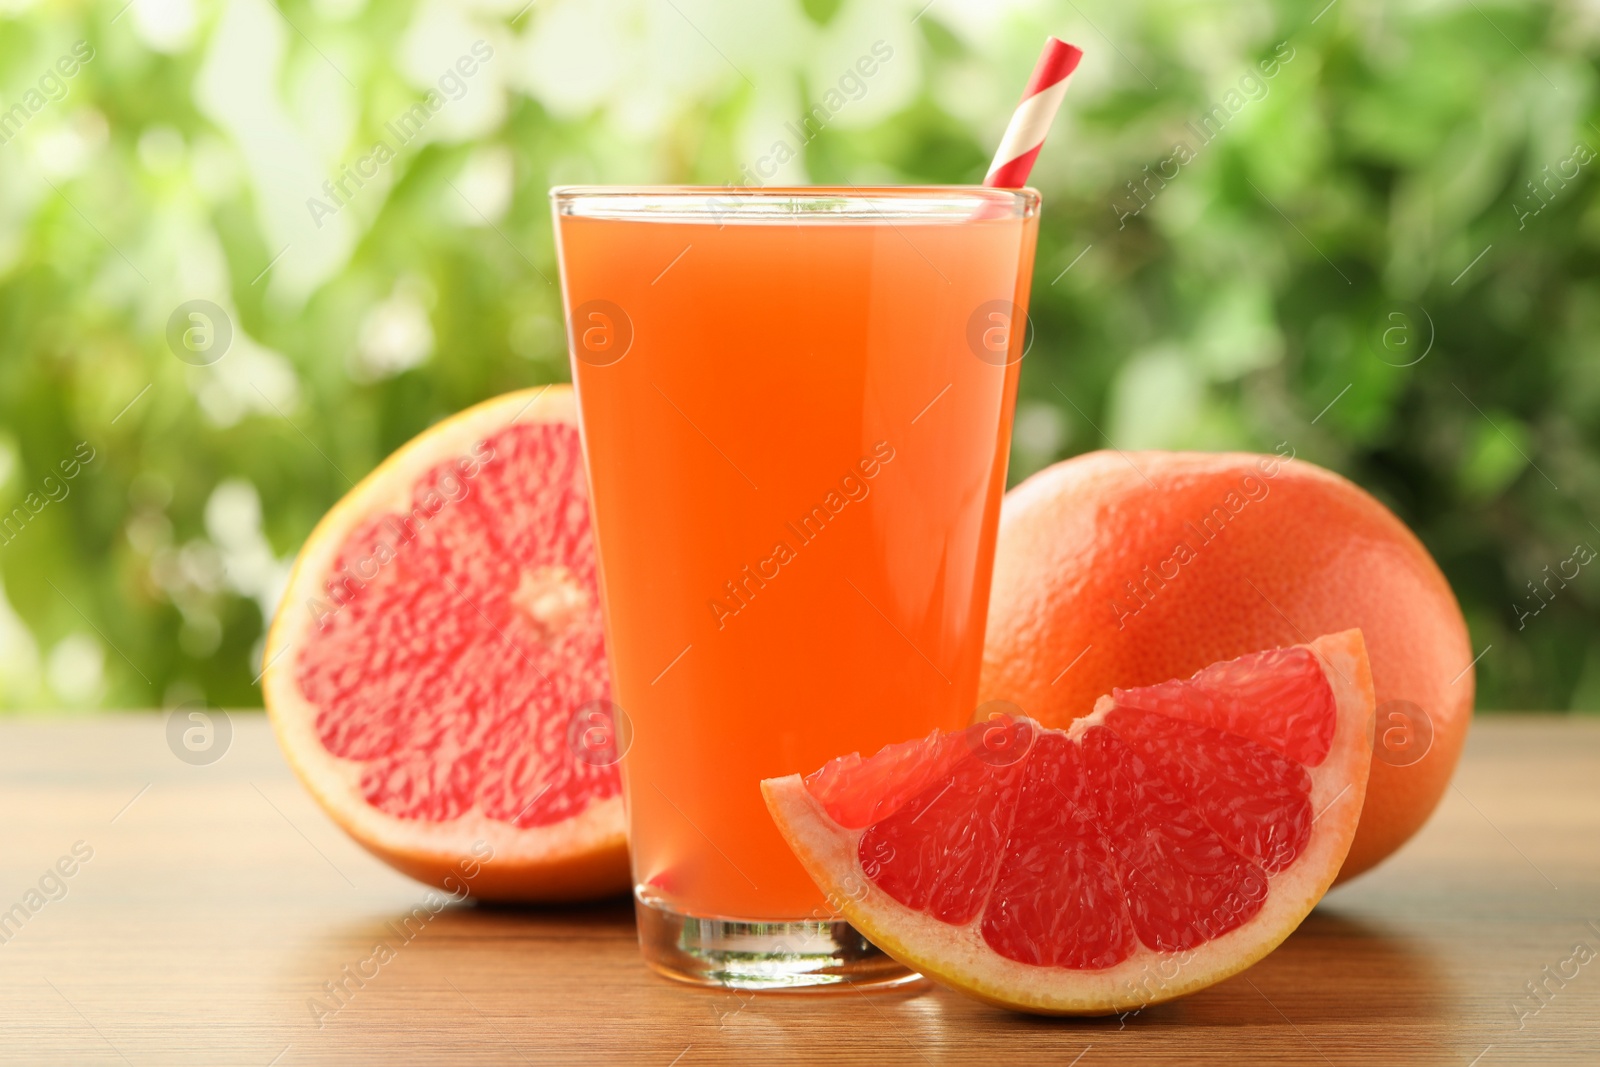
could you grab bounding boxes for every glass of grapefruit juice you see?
[552,186,1039,988]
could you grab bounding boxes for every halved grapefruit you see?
[262,386,629,902]
[764,630,1375,1014]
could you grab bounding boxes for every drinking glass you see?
[552,186,1039,988]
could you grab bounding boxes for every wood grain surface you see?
[1,714,1596,1066]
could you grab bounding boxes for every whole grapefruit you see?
[977,450,1473,882]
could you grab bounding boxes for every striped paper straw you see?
[983,38,1083,188]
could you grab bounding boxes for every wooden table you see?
[2,714,1596,1065]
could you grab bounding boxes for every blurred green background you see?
[0,0,1595,713]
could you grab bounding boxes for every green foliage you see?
[0,0,1594,711]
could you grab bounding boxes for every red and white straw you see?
[983,38,1083,188]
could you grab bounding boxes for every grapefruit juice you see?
[553,187,1039,985]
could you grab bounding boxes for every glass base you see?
[634,888,922,990]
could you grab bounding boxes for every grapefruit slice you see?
[262,386,628,902]
[763,630,1375,1014]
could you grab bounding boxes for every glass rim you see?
[550,185,1039,223]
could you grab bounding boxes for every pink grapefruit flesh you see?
[764,630,1375,1014]
[263,386,628,902]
